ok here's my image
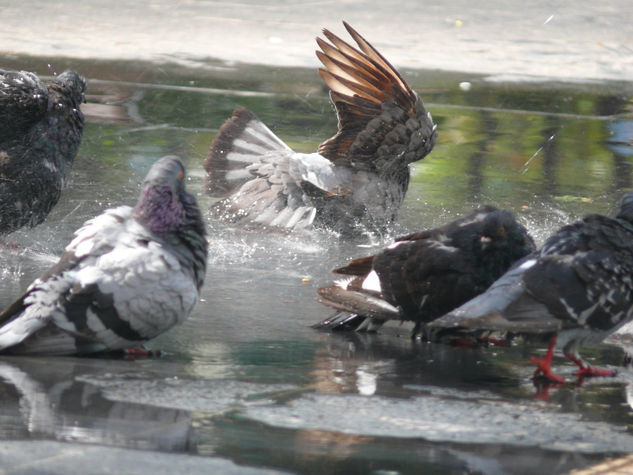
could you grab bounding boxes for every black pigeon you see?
[314,206,535,336]
[204,22,437,236]
[0,156,207,355]
[0,69,85,234]
[430,193,633,383]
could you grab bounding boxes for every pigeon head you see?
[479,209,536,259]
[616,192,633,225]
[133,156,199,235]
[49,70,86,107]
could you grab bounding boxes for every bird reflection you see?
[0,356,196,452]
[309,330,520,399]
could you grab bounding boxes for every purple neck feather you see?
[133,184,184,234]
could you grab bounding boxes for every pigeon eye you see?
[498,227,505,235]
[178,170,184,181]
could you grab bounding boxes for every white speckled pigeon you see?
[430,193,633,383]
[0,156,207,355]
[0,69,85,234]
[204,22,437,236]
[314,206,535,337]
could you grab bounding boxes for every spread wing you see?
[316,22,437,170]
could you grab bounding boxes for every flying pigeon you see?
[0,156,207,355]
[204,22,437,236]
[0,69,85,234]
[430,193,633,383]
[314,206,535,336]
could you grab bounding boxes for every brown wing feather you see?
[342,22,414,99]
[316,22,435,167]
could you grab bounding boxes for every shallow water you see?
[1,56,633,474]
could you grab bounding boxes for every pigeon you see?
[314,206,535,337]
[0,156,207,356]
[204,22,437,236]
[429,193,633,383]
[0,69,85,234]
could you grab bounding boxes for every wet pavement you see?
[2,0,633,81]
[2,2,633,474]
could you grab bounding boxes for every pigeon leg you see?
[530,335,566,384]
[410,322,422,339]
[563,352,616,378]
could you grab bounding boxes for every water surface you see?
[1,56,633,474]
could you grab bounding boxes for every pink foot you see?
[530,335,566,384]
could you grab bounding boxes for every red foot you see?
[124,345,161,359]
[564,352,616,378]
[0,241,19,251]
[476,336,508,347]
[448,338,475,347]
[530,335,566,384]
[576,367,616,377]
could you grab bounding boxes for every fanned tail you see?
[204,108,291,197]
[204,108,319,230]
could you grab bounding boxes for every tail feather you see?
[204,108,291,197]
[0,309,47,351]
[311,311,371,332]
[316,284,400,324]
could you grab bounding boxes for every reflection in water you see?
[204,333,620,474]
[309,332,518,398]
[0,357,196,452]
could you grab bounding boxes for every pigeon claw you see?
[575,367,616,377]
[564,352,616,378]
[530,335,566,384]
[530,355,566,384]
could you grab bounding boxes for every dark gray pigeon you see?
[314,206,535,337]
[0,156,207,355]
[0,68,85,234]
[430,193,633,383]
[204,22,437,236]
